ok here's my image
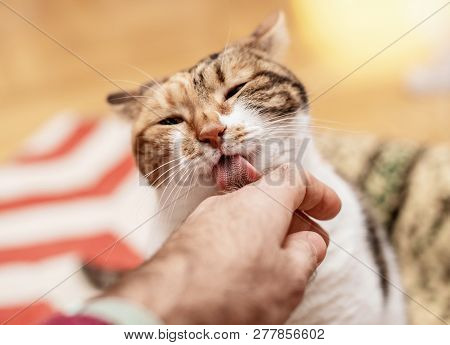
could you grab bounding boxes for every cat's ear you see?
[106,89,141,120]
[244,11,290,61]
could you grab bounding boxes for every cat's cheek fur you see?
[221,103,311,175]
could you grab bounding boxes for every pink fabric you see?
[45,313,110,325]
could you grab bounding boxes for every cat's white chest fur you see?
[286,143,406,324]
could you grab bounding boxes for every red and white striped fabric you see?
[0,112,160,324]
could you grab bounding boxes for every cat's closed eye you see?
[158,116,184,125]
[225,83,247,100]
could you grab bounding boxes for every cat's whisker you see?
[307,125,366,135]
[154,173,180,206]
[144,156,184,178]
[261,110,305,120]
[260,133,311,142]
[262,134,345,147]
[151,159,186,188]
[158,158,194,204]
[220,18,233,72]
[153,166,184,192]
[154,170,179,196]
[263,123,364,135]
[263,124,306,130]
[240,134,263,144]
[125,63,166,93]
[263,127,307,134]
[286,123,359,133]
[262,120,305,126]
[167,170,190,221]
[260,122,304,130]
[168,163,194,219]
[185,166,199,201]
[159,167,185,210]
[111,79,167,99]
[264,127,310,134]
[260,112,362,128]
[309,118,357,126]
[112,79,152,90]
[262,137,306,150]
[260,111,348,125]
[262,130,312,138]
[261,121,302,128]
[162,164,193,218]
[261,115,298,124]
[108,95,157,102]
[264,128,303,136]
[235,130,264,141]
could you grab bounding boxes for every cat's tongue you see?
[213,155,261,191]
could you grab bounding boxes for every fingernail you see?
[305,231,327,264]
[294,210,330,247]
[262,163,289,185]
[278,163,294,180]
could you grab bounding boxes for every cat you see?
[107,12,406,324]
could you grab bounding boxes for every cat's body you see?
[289,142,406,324]
[108,12,406,324]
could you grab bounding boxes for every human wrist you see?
[79,296,163,324]
[102,250,193,323]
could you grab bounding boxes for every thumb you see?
[284,231,327,279]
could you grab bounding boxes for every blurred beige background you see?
[1,0,449,161]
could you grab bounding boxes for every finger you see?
[234,163,304,241]
[288,210,330,247]
[246,163,340,242]
[284,231,327,275]
[298,172,342,220]
[253,164,341,220]
[251,163,306,214]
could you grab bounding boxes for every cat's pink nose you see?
[198,123,226,149]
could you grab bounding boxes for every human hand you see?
[103,163,341,324]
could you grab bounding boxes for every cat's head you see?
[107,12,308,190]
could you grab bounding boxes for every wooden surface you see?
[1,0,449,161]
